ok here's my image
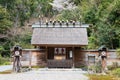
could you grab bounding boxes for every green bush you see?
[88,64,102,73]
[0,55,10,65]
[107,62,119,70]
[112,68,120,77]
[3,62,11,65]
[88,60,102,73]
[116,48,120,59]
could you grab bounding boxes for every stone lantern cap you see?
[98,45,107,51]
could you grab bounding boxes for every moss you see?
[88,74,118,80]
[0,70,12,74]
[22,66,45,68]
[31,66,45,68]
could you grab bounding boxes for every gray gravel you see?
[0,65,12,72]
[0,68,89,80]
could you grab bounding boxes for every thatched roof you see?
[31,27,88,47]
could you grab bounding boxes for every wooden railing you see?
[47,60,73,68]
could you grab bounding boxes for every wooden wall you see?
[74,49,86,67]
[47,47,54,59]
[21,49,46,67]
[77,50,120,67]
[21,49,119,68]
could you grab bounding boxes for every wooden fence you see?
[47,60,73,68]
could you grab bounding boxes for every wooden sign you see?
[54,48,66,54]
[101,51,106,56]
[69,51,72,58]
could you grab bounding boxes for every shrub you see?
[116,48,120,59]
[107,62,119,70]
[0,55,10,65]
[88,64,102,73]
[3,62,11,65]
[112,68,120,77]
[88,60,102,73]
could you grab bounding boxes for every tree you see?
[80,0,120,49]
[0,6,12,34]
[0,46,4,54]
[57,0,120,49]
[0,6,12,56]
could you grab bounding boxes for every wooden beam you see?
[72,47,75,68]
[46,46,48,68]
[29,50,32,69]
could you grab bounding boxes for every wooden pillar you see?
[72,47,75,68]
[29,50,32,69]
[46,46,48,67]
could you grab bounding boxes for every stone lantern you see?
[12,45,22,72]
[98,45,107,73]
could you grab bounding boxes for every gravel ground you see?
[0,65,12,72]
[0,68,89,80]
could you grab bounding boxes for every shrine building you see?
[30,20,89,68]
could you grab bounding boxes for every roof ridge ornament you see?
[46,19,48,27]
[32,20,89,28]
[66,20,69,27]
[73,21,75,27]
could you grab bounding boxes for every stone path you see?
[0,68,89,80]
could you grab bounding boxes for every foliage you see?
[0,0,54,57]
[19,34,33,48]
[71,0,81,5]
[88,58,102,73]
[87,36,98,49]
[57,0,120,49]
[88,64,102,73]
[57,8,81,21]
[0,6,12,57]
[0,6,12,33]
[39,0,54,17]
[112,68,120,77]
[82,0,120,49]
[0,55,10,65]
[0,46,6,56]
[107,62,119,70]
[0,36,13,57]
[0,46,4,52]
[0,0,54,27]
[116,48,120,59]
